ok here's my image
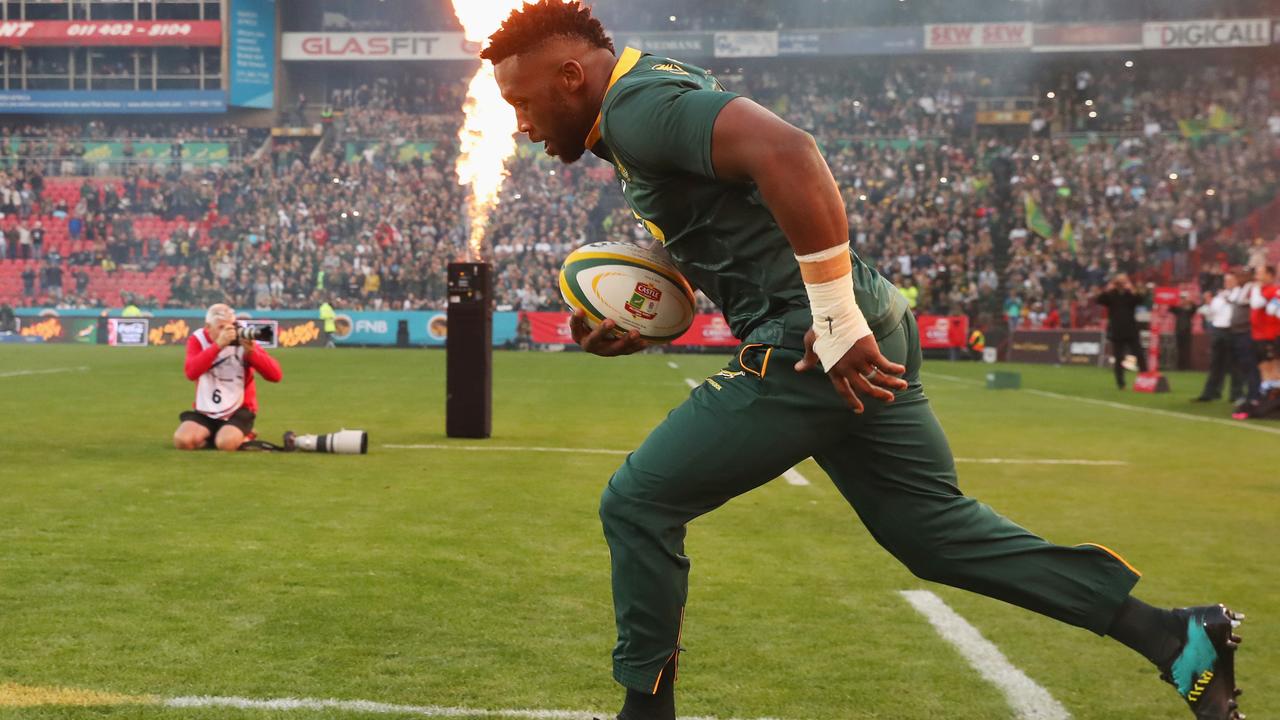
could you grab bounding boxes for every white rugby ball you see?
[559,241,696,344]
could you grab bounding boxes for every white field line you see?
[667,361,680,369]
[384,443,628,456]
[684,377,699,389]
[899,590,1072,720]
[1025,388,1280,437]
[164,695,782,720]
[923,370,1280,436]
[0,365,89,378]
[383,444,1125,467]
[782,467,811,486]
[958,457,1126,466]
[921,370,983,386]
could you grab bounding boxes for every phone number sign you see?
[0,20,222,46]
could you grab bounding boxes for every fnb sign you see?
[925,22,1032,51]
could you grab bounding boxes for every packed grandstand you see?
[0,1,1277,344]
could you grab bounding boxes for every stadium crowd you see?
[320,0,1276,32]
[1,59,1278,339]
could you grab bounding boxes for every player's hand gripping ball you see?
[559,241,696,344]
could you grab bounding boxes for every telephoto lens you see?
[283,430,369,454]
[237,324,274,343]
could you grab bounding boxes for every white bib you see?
[193,329,245,418]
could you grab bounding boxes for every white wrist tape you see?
[795,243,871,372]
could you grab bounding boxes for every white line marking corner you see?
[899,590,1071,720]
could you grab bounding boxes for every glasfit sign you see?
[282,32,480,61]
[1143,18,1270,48]
[0,20,221,46]
[925,22,1032,51]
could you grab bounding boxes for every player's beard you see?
[546,96,594,164]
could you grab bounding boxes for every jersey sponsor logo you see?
[625,281,662,321]
[652,62,689,76]
[714,369,746,380]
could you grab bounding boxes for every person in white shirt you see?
[1193,274,1245,402]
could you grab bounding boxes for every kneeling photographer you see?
[173,303,283,451]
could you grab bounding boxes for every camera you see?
[283,429,368,454]
[236,323,274,343]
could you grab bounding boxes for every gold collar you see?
[584,47,643,150]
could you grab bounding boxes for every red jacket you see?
[1252,284,1280,341]
[184,329,283,414]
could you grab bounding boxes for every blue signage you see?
[229,0,276,108]
[13,308,521,347]
[331,311,519,347]
[0,90,226,114]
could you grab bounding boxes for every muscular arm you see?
[707,97,905,409]
[709,98,845,257]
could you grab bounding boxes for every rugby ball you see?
[559,241,696,343]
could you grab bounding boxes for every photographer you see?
[1096,273,1148,389]
[173,303,282,452]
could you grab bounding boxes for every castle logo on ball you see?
[625,281,662,321]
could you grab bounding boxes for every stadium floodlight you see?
[1046,91,1055,99]
[1084,99,1094,106]
[1032,154,1041,161]
[1124,60,1135,68]
[1169,173,1179,180]
[1088,111,1098,118]
[1206,188,1216,196]
[668,15,677,22]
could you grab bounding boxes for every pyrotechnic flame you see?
[452,0,530,260]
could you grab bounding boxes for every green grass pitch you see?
[0,344,1276,719]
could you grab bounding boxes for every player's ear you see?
[559,59,586,93]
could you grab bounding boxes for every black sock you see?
[1106,596,1187,667]
[619,655,676,720]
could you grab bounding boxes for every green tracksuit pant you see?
[599,310,1140,693]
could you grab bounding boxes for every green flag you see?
[1023,193,1053,239]
[1208,104,1235,130]
[1060,218,1076,256]
[1178,118,1208,139]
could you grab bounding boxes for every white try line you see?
[0,365,89,379]
[923,370,1280,437]
[899,590,1072,720]
[384,444,1125,468]
[164,695,782,720]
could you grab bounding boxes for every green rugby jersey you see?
[585,48,906,347]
